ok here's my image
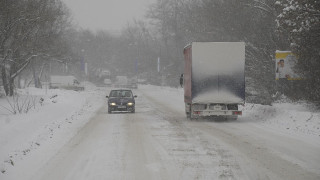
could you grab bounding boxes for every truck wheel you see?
[186,104,193,120]
[190,113,196,120]
[186,112,191,119]
[189,107,197,120]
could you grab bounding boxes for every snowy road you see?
[26,87,320,180]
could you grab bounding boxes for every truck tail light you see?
[233,111,242,115]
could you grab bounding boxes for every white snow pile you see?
[0,83,106,176]
[243,102,320,139]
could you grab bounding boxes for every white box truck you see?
[182,42,245,119]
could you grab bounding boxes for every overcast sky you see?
[62,0,155,32]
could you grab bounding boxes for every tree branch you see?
[10,55,38,79]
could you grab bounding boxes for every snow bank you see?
[0,83,106,178]
[140,85,320,141]
[243,103,320,142]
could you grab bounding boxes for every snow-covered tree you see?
[276,0,320,101]
[146,0,279,103]
[0,0,71,96]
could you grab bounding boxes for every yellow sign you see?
[275,51,302,80]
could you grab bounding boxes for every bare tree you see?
[0,0,71,96]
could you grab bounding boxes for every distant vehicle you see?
[49,75,84,91]
[128,82,138,89]
[127,76,138,89]
[106,89,137,113]
[103,79,112,87]
[138,79,147,84]
[114,76,128,88]
[100,70,111,77]
[182,42,245,120]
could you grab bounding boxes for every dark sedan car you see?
[106,89,137,113]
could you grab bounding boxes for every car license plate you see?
[118,105,126,109]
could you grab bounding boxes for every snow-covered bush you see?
[0,95,38,114]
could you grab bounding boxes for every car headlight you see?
[110,102,116,106]
[127,102,134,106]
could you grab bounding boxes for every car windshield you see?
[109,90,132,98]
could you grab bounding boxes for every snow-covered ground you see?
[141,85,320,140]
[0,84,319,179]
[0,83,106,178]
